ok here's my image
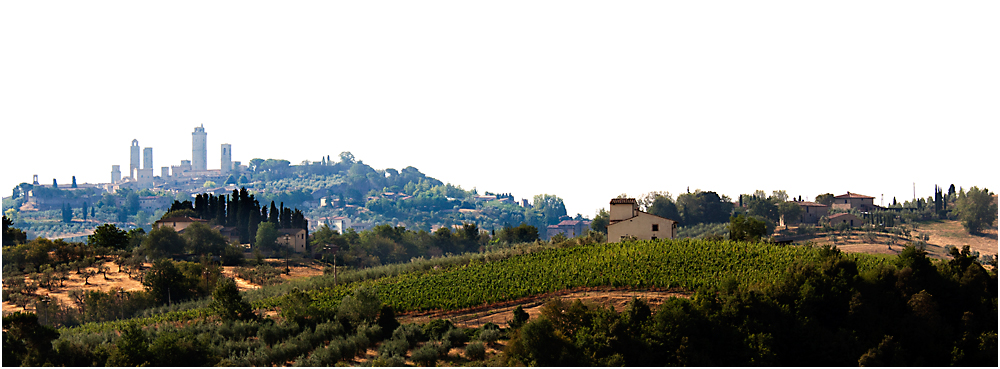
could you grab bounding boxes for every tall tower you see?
[143,147,153,169]
[130,139,140,179]
[111,165,121,184]
[192,124,207,171]
[221,143,232,174]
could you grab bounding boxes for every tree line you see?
[310,222,540,269]
[164,187,307,245]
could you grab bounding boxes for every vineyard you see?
[293,238,894,315]
[60,238,894,335]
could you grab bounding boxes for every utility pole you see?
[324,244,340,285]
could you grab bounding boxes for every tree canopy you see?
[954,186,997,234]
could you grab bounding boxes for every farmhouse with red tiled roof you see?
[831,192,879,212]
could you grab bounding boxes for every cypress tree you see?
[228,190,239,227]
[71,176,78,188]
[248,202,261,246]
[207,195,217,221]
[216,195,227,225]
[62,203,72,223]
[280,206,292,229]
[194,194,204,219]
[269,201,279,224]
[238,191,253,243]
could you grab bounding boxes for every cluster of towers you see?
[111,124,234,187]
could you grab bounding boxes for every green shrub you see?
[442,327,468,347]
[423,319,455,340]
[477,326,500,345]
[377,338,409,358]
[465,341,486,361]
[411,343,441,366]
[391,323,427,347]
[369,354,406,367]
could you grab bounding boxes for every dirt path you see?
[398,287,691,329]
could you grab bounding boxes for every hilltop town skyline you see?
[3,121,993,219]
[2,1,997,218]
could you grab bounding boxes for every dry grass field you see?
[1,259,327,315]
[779,219,997,260]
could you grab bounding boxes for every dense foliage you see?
[504,245,997,366]
[954,186,998,234]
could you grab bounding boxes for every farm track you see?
[398,286,691,328]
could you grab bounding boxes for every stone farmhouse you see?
[277,228,308,253]
[826,213,863,227]
[831,192,878,212]
[607,198,677,242]
[789,201,830,225]
[547,219,592,239]
[152,216,207,232]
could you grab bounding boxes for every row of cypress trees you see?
[169,187,307,245]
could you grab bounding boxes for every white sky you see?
[2,1,997,218]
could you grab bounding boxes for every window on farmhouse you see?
[652,224,659,231]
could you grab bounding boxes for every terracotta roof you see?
[556,220,590,226]
[156,217,207,223]
[834,192,875,199]
[637,210,678,222]
[610,198,637,204]
[796,201,828,207]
